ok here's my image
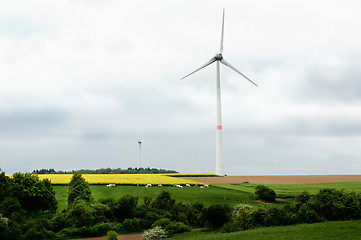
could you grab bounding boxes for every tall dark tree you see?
[114,194,139,222]
[202,204,231,229]
[152,191,175,211]
[11,173,57,213]
[68,172,92,206]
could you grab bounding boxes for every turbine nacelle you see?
[215,53,223,61]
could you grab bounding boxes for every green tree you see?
[153,191,175,211]
[11,173,57,212]
[202,204,231,229]
[68,172,92,206]
[107,230,118,240]
[255,185,276,202]
[66,200,96,227]
[114,194,139,222]
[0,171,13,202]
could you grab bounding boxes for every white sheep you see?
[186,184,191,187]
[158,184,163,187]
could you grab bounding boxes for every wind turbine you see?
[181,9,257,176]
[131,133,153,169]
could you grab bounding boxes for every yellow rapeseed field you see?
[36,174,204,185]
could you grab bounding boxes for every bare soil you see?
[180,175,361,184]
[68,232,143,240]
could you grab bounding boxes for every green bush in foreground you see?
[202,204,231,229]
[107,230,118,240]
[255,185,276,202]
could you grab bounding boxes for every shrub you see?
[0,214,10,239]
[93,222,113,236]
[143,196,153,210]
[263,206,292,226]
[246,208,266,229]
[107,230,118,240]
[255,185,276,202]
[315,188,361,221]
[221,221,240,233]
[143,226,167,240]
[122,218,142,232]
[66,200,96,227]
[151,218,171,228]
[234,207,248,230]
[164,221,190,237]
[202,204,231,229]
[296,203,324,223]
[152,191,175,211]
[51,212,68,232]
[294,190,310,210]
[22,218,56,240]
[114,194,139,222]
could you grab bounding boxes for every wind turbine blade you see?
[219,8,225,54]
[128,132,141,142]
[181,57,216,80]
[221,58,258,86]
[141,133,154,142]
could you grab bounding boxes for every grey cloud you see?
[0,108,67,135]
[299,58,361,103]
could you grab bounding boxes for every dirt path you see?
[181,175,361,184]
[67,232,143,240]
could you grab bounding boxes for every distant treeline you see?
[32,167,178,174]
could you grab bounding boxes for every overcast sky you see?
[1,0,361,175]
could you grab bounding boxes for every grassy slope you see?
[55,182,361,212]
[169,220,361,240]
[54,185,255,212]
[213,182,361,198]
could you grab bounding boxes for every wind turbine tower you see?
[132,134,153,169]
[181,9,257,176]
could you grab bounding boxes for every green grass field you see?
[54,182,361,212]
[213,182,361,198]
[168,220,361,240]
[54,184,256,212]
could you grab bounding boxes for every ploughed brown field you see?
[180,175,361,184]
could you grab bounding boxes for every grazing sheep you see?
[186,184,191,187]
[200,186,204,189]
[106,184,115,187]
[204,184,209,188]
[158,184,163,187]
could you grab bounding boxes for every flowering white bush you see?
[143,226,167,240]
[0,213,9,230]
[232,204,254,217]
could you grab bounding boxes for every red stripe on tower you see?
[217,125,222,130]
